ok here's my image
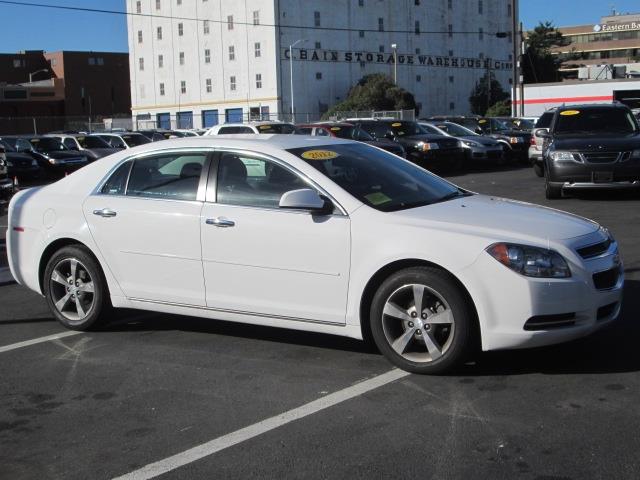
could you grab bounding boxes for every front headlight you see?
[487,243,571,278]
[463,140,480,148]
[629,149,640,160]
[549,151,579,162]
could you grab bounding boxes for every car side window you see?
[216,153,306,209]
[109,137,127,149]
[316,128,330,137]
[63,138,78,150]
[295,127,313,135]
[126,153,207,201]
[101,161,132,195]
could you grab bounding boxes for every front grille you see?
[438,140,459,149]
[593,267,620,290]
[577,239,611,259]
[597,302,618,321]
[524,313,576,331]
[582,152,620,164]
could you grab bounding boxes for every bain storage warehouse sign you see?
[283,48,513,71]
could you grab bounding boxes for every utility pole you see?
[391,44,398,85]
[511,0,519,117]
[519,22,526,116]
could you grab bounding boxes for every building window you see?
[415,47,420,54]
[360,61,366,68]
[227,15,233,30]
[448,0,452,9]
[179,51,185,65]
[359,30,364,38]
[254,42,261,57]
[178,23,183,36]
[203,20,210,34]
[206,78,212,93]
[479,27,484,40]
[479,52,484,59]
[177,0,181,4]
[449,75,454,83]
[379,45,384,53]
[135,1,141,13]
[229,45,235,61]
[448,24,453,38]
[314,11,320,27]
[449,49,454,56]
[50,58,57,66]
[507,3,512,16]
[140,84,145,99]
[358,0,363,5]
[180,81,186,94]
[159,83,165,96]
[157,26,162,40]
[256,73,262,89]
[155,0,160,10]
[449,102,455,110]
[230,76,236,91]
[415,21,420,34]
[316,72,322,80]
[158,54,163,68]
[204,49,211,63]
[315,41,322,49]
[478,0,483,14]
[253,10,260,25]
[88,57,96,65]
[137,30,143,43]
[97,57,104,65]
[378,18,384,31]
[416,75,421,82]
[139,57,144,71]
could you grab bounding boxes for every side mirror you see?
[536,130,551,139]
[279,188,333,214]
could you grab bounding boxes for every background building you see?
[0,50,131,133]
[126,0,514,128]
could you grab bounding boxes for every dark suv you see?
[541,104,640,199]
[352,119,464,170]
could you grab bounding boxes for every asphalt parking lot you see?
[1,164,640,480]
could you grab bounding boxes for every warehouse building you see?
[126,0,514,128]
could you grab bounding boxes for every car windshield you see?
[420,124,448,136]
[0,139,16,152]
[326,125,374,141]
[513,119,535,130]
[77,136,112,148]
[121,134,152,147]
[435,123,477,136]
[555,108,639,134]
[30,137,68,152]
[256,124,296,134]
[535,112,554,129]
[287,143,469,212]
[388,121,427,137]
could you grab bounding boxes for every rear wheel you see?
[370,267,474,374]
[44,245,111,330]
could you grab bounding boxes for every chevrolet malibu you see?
[6,135,623,374]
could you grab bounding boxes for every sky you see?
[0,0,638,54]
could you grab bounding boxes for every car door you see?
[200,150,351,324]
[83,150,210,305]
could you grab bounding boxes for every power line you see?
[0,0,511,37]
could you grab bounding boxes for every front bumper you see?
[467,146,504,162]
[547,156,640,186]
[459,231,624,351]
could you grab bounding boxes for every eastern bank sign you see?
[593,22,640,32]
[283,48,513,71]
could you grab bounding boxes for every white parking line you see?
[0,331,83,354]
[113,368,410,480]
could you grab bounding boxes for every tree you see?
[485,99,512,117]
[323,74,416,119]
[522,21,567,84]
[468,72,509,115]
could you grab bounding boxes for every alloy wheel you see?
[49,258,95,323]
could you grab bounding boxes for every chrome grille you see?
[581,152,621,164]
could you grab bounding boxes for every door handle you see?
[93,208,117,218]
[206,217,235,228]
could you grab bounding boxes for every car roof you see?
[299,122,355,127]
[557,103,628,110]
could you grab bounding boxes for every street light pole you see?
[391,44,398,85]
[289,39,306,123]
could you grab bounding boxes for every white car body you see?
[205,122,295,136]
[6,135,623,353]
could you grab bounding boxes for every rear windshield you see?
[554,108,639,134]
[29,137,67,152]
[77,136,111,149]
[434,122,477,136]
[287,143,467,212]
[121,134,152,147]
[326,125,374,141]
[256,124,295,134]
[535,112,554,129]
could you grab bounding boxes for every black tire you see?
[370,266,475,374]
[533,162,544,178]
[44,245,112,330]
[545,174,563,199]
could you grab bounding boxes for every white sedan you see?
[6,135,623,374]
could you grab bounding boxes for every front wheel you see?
[370,267,475,374]
[44,245,111,330]
[545,174,563,199]
[533,162,544,177]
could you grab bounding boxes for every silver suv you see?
[529,110,555,177]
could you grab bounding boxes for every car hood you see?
[393,194,599,242]
[551,133,640,151]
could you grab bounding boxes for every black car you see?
[5,136,90,178]
[352,120,464,170]
[0,138,42,180]
[0,144,16,209]
[295,122,406,157]
[45,134,120,161]
[540,103,640,199]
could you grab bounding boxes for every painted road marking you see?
[113,368,410,480]
[0,331,83,354]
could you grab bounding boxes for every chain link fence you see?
[0,115,132,135]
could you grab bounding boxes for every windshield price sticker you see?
[560,110,580,116]
[365,192,392,205]
[301,150,339,160]
[258,125,272,130]
[330,127,341,131]
[478,119,488,124]
[391,122,402,127]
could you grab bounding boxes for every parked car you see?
[7,135,623,374]
[0,144,16,211]
[137,130,169,142]
[540,103,640,199]
[1,136,89,178]
[45,134,120,161]
[352,119,465,170]
[95,133,152,149]
[419,121,504,164]
[0,138,42,180]
[529,110,556,177]
[295,122,406,157]
[205,122,296,135]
